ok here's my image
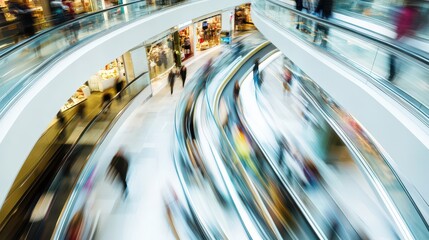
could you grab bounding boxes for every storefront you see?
[178,24,194,61]
[146,33,176,81]
[61,56,127,112]
[195,14,221,51]
[234,4,255,32]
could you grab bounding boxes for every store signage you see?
[178,21,192,29]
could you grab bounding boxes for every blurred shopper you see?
[8,0,36,40]
[388,1,419,81]
[62,0,80,44]
[115,79,124,100]
[169,69,176,95]
[100,92,112,114]
[77,102,86,120]
[277,135,291,168]
[283,67,292,93]
[202,58,213,82]
[313,0,333,48]
[303,158,321,188]
[57,110,66,125]
[233,80,240,101]
[253,58,263,89]
[295,0,303,30]
[180,65,187,87]
[107,148,129,197]
[65,209,84,240]
[50,0,69,26]
[234,42,244,56]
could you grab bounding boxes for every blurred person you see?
[202,58,213,82]
[313,0,333,48]
[303,157,321,188]
[50,0,69,26]
[115,78,124,100]
[233,80,240,101]
[277,135,291,168]
[77,102,86,120]
[388,1,419,81]
[169,69,176,95]
[57,110,66,125]
[65,209,84,240]
[283,67,292,93]
[100,92,112,114]
[295,0,303,30]
[180,64,187,87]
[8,0,36,40]
[266,180,294,230]
[233,125,257,173]
[253,58,263,89]
[233,42,244,56]
[63,0,80,44]
[107,148,129,197]
[57,111,67,139]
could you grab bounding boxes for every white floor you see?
[88,46,223,239]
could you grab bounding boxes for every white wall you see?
[0,0,247,207]
[252,11,429,205]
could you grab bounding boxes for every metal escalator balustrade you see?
[0,72,150,239]
[174,36,270,239]
[236,52,364,239]
[282,54,429,239]
[252,0,429,125]
[0,0,192,118]
[199,39,323,239]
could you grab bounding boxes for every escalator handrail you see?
[0,0,146,59]
[232,58,331,240]
[51,71,148,239]
[294,72,429,239]
[0,71,146,235]
[0,115,78,233]
[204,42,323,239]
[3,114,77,206]
[235,51,362,239]
[256,0,429,66]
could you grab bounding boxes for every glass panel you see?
[0,72,150,238]
[0,0,193,117]
[253,0,429,122]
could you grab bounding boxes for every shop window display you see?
[235,4,255,32]
[196,15,221,51]
[61,57,126,112]
[179,26,193,61]
[146,34,175,80]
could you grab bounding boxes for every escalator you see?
[252,0,429,120]
[237,48,429,239]
[212,43,322,239]
[251,2,429,237]
[0,72,150,239]
[174,36,325,238]
[0,0,186,116]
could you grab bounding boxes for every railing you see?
[236,52,361,240]
[333,0,429,41]
[0,71,150,239]
[292,63,429,239]
[252,0,429,125]
[51,72,150,239]
[202,39,323,239]
[0,0,191,118]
